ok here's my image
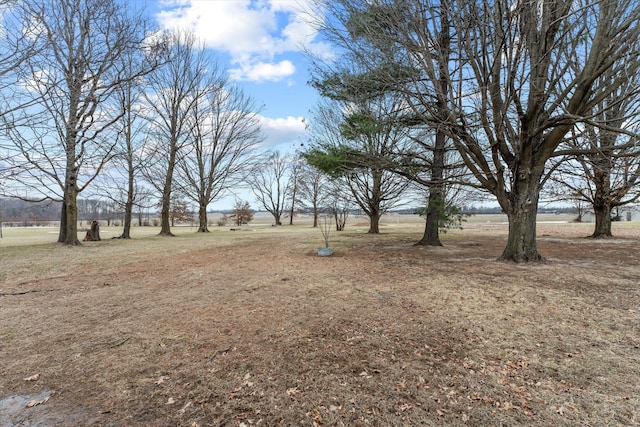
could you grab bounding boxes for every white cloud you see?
[258,115,308,147]
[230,60,295,83]
[155,0,330,82]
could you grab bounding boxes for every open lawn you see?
[1,216,639,426]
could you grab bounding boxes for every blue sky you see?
[0,0,330,211]
[150,0,331,152]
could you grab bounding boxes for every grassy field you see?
[1,214,639,426]
[0,212,577,247]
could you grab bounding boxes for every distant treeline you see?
[393,206,576,215]
[0,198,62,224]
[1,197,578,225]
[0,198,125,224]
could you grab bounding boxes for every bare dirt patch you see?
[1,221,639,426]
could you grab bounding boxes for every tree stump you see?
[83,220,101,241]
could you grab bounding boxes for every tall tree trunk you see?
[197,203,209,232]
[159,148,176,236]
[62,187,80,245]
[416,5,448,247]
[364,171,383,234]
[58,201,68,243]
[416,187,443,247]
[415,130,445,247]
[121,202,132,238]
[368,209,380,234]
[59,89,81,245]
[120,161,135,239]
[499,176,543,262]
[160,191,173,235]
[289,184,297,225]
[312,199,318,228]
[590,166,613,238]
[59,166,81,245]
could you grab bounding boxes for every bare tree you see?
[168,196,192,227]
[551,67,640,237]
[325,179,352,231]
[316,0,640,261]
[134,188,156,226]
[103,50,158,239]
[175,77,263,232]
[248,151,291,226]
[229,200,254,226]
[285,154,306,225]
[306,98,411,234]
[142,30,213,236]
[297,162,329,228]
[308,6,461,245]
[2,0,158,245]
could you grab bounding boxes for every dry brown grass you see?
[1,217,639,426]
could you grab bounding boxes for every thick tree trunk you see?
[197,203,209,232]
[501,209,541,262]
[160,195,173,235]
[590,167,613,238]
[591,202,612,238]
[59,178,81,246]
[415,128,446,246]
[63,192,80,245]
[368,210,380,234]
[58,201,67,243]
[121,202,132,239]
[121,205,132,239]
[499,179,543,262]
[59,118,81,245]
[416,191,443,247]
